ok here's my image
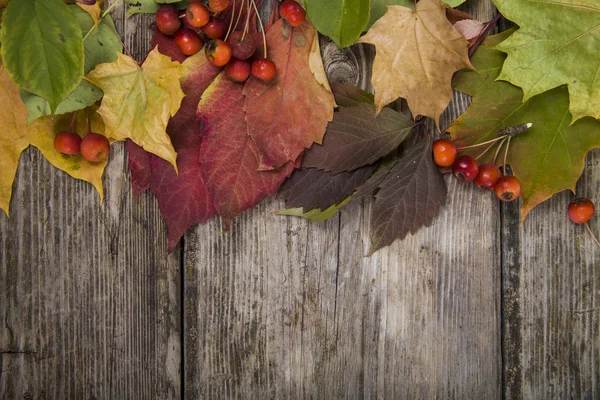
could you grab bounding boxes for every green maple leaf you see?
[305,0,371,48]
[494,0,600,122]
[447,31,600,220]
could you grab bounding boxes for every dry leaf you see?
[453,19,485,41]
[358,0,473,127]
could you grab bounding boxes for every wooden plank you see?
[184,1,501,397]
[502,148,600,399]
[0,3,181,398]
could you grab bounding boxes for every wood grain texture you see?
[184,1,502,398]
[502,149,600,399]
[0,3,181,398]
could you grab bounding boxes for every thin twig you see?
[251,0,267,58]
[475,140,496,161]
[225,0,238,41]
[503,136,511,173]
[101,18,134,60]
[585,223,600,248]
[457,135,504,150]
[492,137,507,165]
[68,112,78,132]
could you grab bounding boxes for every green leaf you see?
[493,0,600,122]
[305,0,371,48]
[444,0,466,6]
[74,6,123,74]
[125,0,187,17]
[20,81,102,125]
[276,196,352,222]
[20,5,122,124]
[447,33,600,220]
[0,0,84,113]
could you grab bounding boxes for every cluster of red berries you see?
[54,129,110,162]
[155,0,306,82]
[432,138,521,202]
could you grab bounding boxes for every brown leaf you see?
[358,0,473,127]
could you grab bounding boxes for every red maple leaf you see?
[127,36,221,250]
[243,19,334,170]
[199,73,296,227]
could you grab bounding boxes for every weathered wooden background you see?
[1,0,598,398]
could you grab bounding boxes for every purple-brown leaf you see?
[279,165,376,211]
[302,102,414,173]
[369,136,447,254]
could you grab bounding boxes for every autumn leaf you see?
[358,0,473,127]
[343,158,399,208]
[276,197,352,222]
[447,33,600,220]
[87,47,185,171]
[369,135,447,254]
[243,18,335,170]
[126,46,221,250]
[279,165,376,211]
[199,73,297,226]
[494,0,600,122]
[0,63,107,215]
[302,86,414,174]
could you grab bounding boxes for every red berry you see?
[209,0,228,13]
[81,133,110,163]
[474,164,502,190]
[155,6,181,36]
[225,58,251,82]
[205,39,232,67]
[279,0,306,27]
[452,155,479,182]
[185,3,210,28]
[494,176,521,202]
[175,28,204,56]
[432,138,457,167]
[202,17,227,39]
[226,31,256,60]
[568,197,595,224]
[251,58,277,81]
[54,131,81,156]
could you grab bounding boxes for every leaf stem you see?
[101,18,135,60]
[585,223,600,248]
[251,0,267,58]
[457,135,504,150]
[83,0,122,41]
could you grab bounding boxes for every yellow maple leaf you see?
[358,0,473,127]
[77,0,102,27]
[86,47,185,172]
[0,64,107,216]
